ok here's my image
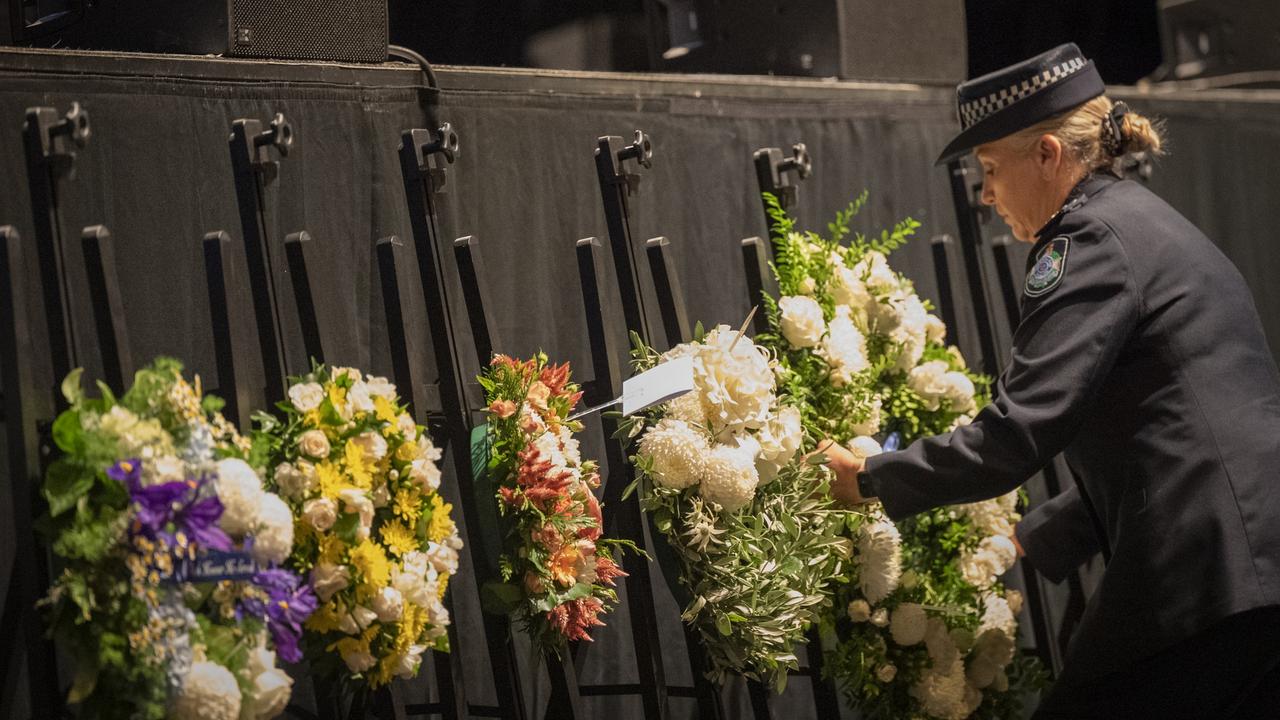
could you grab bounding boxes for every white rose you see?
[250,493,294,566]
[372,586,405,623]
[310,563,350,602]
[876,664,898,683]
[170,661,241,720]
[847,436,883,460]
[847,599,872,622]
[287,382,324,412]
[778,295,826,349]
[214,458,264,537]
[297,430,330,459]
[302,497,337,531]
[339,488,374,530]
[639,419,709,490]
[890,603,927,645]
[698,441,761,512]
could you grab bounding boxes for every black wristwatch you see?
[856,470,877,502]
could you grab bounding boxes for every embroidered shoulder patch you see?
[1025,236,1069,297]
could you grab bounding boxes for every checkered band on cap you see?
[958,57,1088,130]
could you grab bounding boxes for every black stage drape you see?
[2,47,1279,720]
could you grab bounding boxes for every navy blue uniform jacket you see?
[864,173,1280,677]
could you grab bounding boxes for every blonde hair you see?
[1012,96,1165,174]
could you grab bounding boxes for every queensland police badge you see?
[1025,236,1069,297]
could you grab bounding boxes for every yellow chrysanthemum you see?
[349,539,391,588]
[437,573,450,601]
[316,461,348,499]
[379,520,418,558]
[396,440,419,462]
[306,600,346,633]
[374,395,399,424]
[317,532,347,565]
[393,486,422,522]
[303,408,323,428]
[426,495,456,544]
[399,603,426,645]
[344,439,373,490]
[327,383,347,412]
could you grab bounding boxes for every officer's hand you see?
[817,439,867,507]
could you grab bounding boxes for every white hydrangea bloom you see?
[889,603,927,646]
[250,493,294,566]
[778,295,826,349]
[214,458,264,537]
[698,440,761,512]
[170,661,242,720]
[856,516,902,604]
[639,419,709,490]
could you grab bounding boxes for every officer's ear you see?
[1033,133,1066,181]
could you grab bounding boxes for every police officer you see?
[822,44,1280,718]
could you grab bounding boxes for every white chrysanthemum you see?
[857,518,902,604]
[214,458,264,537]
[170,661,242,720]
[779,294,826,349]
[847,599,871,622]
[287,382,324,412]
[639,419,709,490]
[890,603,927,645]
[925,616,960,667]
[851,396,883,436]
[698,441,760,512]
[754,406,802,484]
[848,435,883,460]
[665,390,707,427]
[250,493,294,566]
[822,306,869,385]
[911,655,969,720]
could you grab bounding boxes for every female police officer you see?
[822,44,1280,718]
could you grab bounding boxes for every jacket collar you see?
[1034,171,1120,241]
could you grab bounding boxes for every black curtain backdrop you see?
[2,47,1279,720]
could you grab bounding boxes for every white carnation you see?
[1007,589,1024,615]
[940,371,977,414]
[955,498,1017,538]
[372,586,405,623]
[960,535,1018,588]
[925,313,947,345]
[409,457,442,492]
[338,488,375,531]
[347,381,376,414]
[214,458,264,537]
[798,276,816,295]
[908,360,951,411]
[170,661,241,720]
[244,644,292,720]
[392,645,427,680]
[851,396,883,436]
[272,461,314,501]
[859,251,899,294]
[340,645,377,674]
[310,563,350,602]
[821,306,869,385]
[979,593,1017,639]
[698,441,760,512]
[778,295,826,349]
[857,518,902,604]
[353,431,388,461]
[250,493,294,566]
[832,266,871,310]
[352,605,378,630]
[426,540,460,575]
[754,406,802,484]
[287,382,324,412]
[639,419,709,490]
[890,603,927,645]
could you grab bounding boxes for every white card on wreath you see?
[622,355,695,416]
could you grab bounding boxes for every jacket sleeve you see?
[1015,485,1102,583]
[864,222,1141,522]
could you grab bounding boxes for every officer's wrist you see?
[856,470,878,503]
